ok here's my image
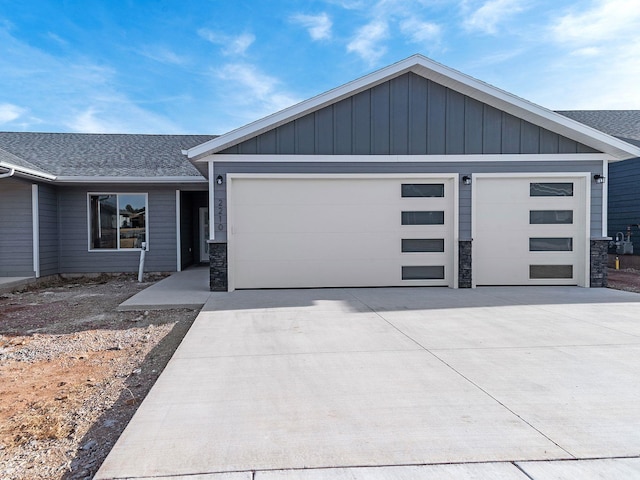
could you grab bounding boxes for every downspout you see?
[0,167,15,179]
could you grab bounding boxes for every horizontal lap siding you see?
[38,184,59,276]
[214,160,603,243]
[0,178,34,276]
[609,158,640,253]
[57,186,178,273]
[221,73,599,156]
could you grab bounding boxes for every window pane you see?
[402,239,445,252]
[402,266,445,280]
[529,265,573,279]
[119,194,146,249]
[90,195,117,249]
[530,182,573,196]
[401,184,444,197]
[529,238,573,251]
[529,210,573,224]
[402,211,445,225]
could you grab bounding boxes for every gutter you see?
[0,167,15,179]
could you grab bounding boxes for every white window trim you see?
[87,192,149,252]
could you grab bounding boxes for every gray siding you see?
[0,178,34,276]
[213,160,604,243]
[221,73,600,156]
[608,157,640,253]
[38,184,59,276]
[57,185,179,273]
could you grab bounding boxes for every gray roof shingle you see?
[0,132,217,178]
[557,110,640,142]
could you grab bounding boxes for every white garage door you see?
[474,175,589,286]
[227,175,457,290]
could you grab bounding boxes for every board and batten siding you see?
[38,183,59,276]
[212,160,604,243]
[608,157,640,253]
[57,186,178,273]
[0,177,34,276]
[221,73,600,157]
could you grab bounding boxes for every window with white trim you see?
[89,193,147,250]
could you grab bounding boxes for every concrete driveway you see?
[96,287,640,479]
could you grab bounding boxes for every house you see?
[185,55,640,291]
[0,133,215,279]
[556,111,640,256]
[2,55,640,290]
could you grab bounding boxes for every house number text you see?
[217,198,224,231]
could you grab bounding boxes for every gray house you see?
[557,111,640,255]
[186,55,640,291]
[0,133,214,279]
[2,55,640,290]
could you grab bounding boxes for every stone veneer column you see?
[590,238,610,288]
[209,242,228,291]
[458,240,472,288]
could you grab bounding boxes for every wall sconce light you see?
[462,175,472,185]
[593,174,605,184]
[216,175,224,185]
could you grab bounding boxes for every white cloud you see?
[347,21,389,65]
[138,46,188,65]
[552,0,640,46]
[215,63,301,121]
[291,13,333,41]
[0,103,25,124]
[400,18,441,44]
[463,0,527,34]
[198,29,255,56]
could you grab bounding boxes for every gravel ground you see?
[0,274,199,480]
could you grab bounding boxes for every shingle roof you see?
[556,111,640,142]
[0,132,217,178]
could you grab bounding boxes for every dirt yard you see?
[0,275,199,479]
[1,269,640,480]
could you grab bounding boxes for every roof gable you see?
[188,55,640,160]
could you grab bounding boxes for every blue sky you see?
[1,0,639,135]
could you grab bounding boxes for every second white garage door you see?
[473,174,590,287]
[227,175,457,290]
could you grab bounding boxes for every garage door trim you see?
[227,173,459,291]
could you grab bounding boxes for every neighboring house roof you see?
[0,132,216,182]
[187,54,640,161]
[557,110,640,147]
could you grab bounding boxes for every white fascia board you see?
[54,176,207,184]
[0,161,56,181]
[187,54,640,161]
[200,153,612,163]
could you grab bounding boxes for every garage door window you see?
[402,266,445,280]
[530,265,573,279]
[402,211,444,225]
[530,182,573,196]
[529,210,573,224]
[402,239,445,253]
[401,184,444,197]
[529,238,573,251]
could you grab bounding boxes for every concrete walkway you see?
[118,266,211,311]
[97,286,640,479]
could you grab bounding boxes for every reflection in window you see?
[530,182,573,196]
[529,210,573,224]
[529,238,573,251]
[401,184,445,197]
[90,194,147,250]
[529,265,573,279]
[401,211,445,225]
